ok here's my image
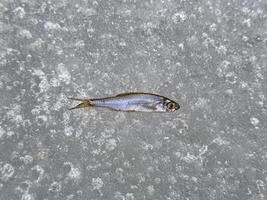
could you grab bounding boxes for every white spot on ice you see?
[6,131,14,137]
[225,71,237,84]
[256,179,265,193]
[13,7,25,19]
[214,9,221,16]
[209,23,217,32]
[44,21,61,31]
[217,45,227,55]
[50,77,60,87]
[31,165,44,183]
[178,43,184,50]
[56,63,71,84]
[217,60,231,77]
[77,7,96,17]
[181,153,198,163]
[168,175,177,184]
[125,193,135,200]
[195,97,208,109]
[240,81,248,88]
[243,18,251,27]
[242,7,250,14]
[114,191,125,200]
[147,185,155,196]
[114,113,126,122]
[75,40,85,48]
[242,35,249,42]
[32,69,50,93]
[18,29,32,39]
[250,117,259,127]
[105,138,117,151]
[0,163,15,182]
[186,35,198,47]
[155,177,161,184]
[199,145,208,156]
[92,177,104,190]
[192,177,198,182]
[225,89,233,95]
[68,165,81,181]
[212,136,230,146]
[64,126,74,137]
[75,127,82,138]
[174,151,181,158]
[6,104,23,123]
[37,115,48,125]
[17,141,24,150]
[29,38,44,51]
[49,181,61,193]
[22,155,33,165]
[0,126,5,139]
[172,11,187,23]
[21,193,34,200]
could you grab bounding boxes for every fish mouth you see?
[175,103,180,110]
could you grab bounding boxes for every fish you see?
[68,92,180,112]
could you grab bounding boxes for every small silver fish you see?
[69,92,180,112]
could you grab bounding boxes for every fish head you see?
[162,98,180,112]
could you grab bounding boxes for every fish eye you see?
[166,102,176,110]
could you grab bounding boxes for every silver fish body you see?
[69,93,180,112]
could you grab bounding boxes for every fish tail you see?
[68,97,92,110]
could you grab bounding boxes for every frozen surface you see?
[0,0,266,200]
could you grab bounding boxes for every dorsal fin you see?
[116,92,161,97]
[116,92,137,97]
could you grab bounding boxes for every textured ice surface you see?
[0,0,266,200]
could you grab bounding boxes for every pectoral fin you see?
[141,103,157,112]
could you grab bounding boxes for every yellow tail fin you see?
[68,98,92,110]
